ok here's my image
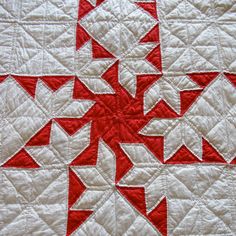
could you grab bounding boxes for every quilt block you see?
[0,0,236,235]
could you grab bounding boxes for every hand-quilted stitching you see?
[1,0,236,235]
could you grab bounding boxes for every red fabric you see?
[224,73,236,87]
[188,72,219,88]
[148,198,167,236]
[76,23,91,50]
[180,90,202,115]
[2,149,40,168]
[92,39,115,58]
[136,2,158,19]
[13,75,38,98]
[26,121,52,146]
[41,76,73,91]
[202,139,226,163]
[117,186,147,215]
[166,145,200,164]
[146,45,162,72]
[68,168,86,209]
[140,25,159,43]
[78,0,94,20]
[66,210,92,236]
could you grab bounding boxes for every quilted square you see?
[0,0,236,235]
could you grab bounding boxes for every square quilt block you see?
[0,0,236,236]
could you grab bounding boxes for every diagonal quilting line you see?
[166,48,189,70]
[203,202,234,234]
[162,21,189,46]
[171,200,198,235]
[191,47,219,68]
[30,207,60,236]
[119,213,141,235]
[73,187,112,209]
[43,49,72,72]
[218,24,236,42]
[20,2,46,21]
[0,58,9,71]
[162,1,184,18]
[196,167,226,199]
[15,49,43,73]
[77,59,114,77]
[5,96,42,118]
[198,94,229,120]
[188,24,213,45]
[186,86,223,116]
[186,0,210,18]
[3,172,29,203]
[168,171,197,198]
[116,189,160,236]
[0,205,28,232]
[74,189,115,233]
[0,23,14,35]
[48,144,69,165]
[121,21,155,47]
[96,165,114,187]
[47,1,73,20]
[221,114,233,161]
[226,54,236,68]
[46,26,72,48]
[32,170,65,203]
[216,3,236,20]
[77,165,110,187]
[0,3,16,18]
[18,24,44,48]
[144,166,164,190]
[93,216,113,235]
[4,116,45,147]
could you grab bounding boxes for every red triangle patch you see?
[71,141,98,166]
[140,25,159,43]
[26,121,52,146]
[224,73,236,87]
[0,75,8,83]
[102,61,119,90]
[55,118,89,136]
[41,76,73,91]
[117,186,146,215]
[146,45,162,72]
[78,0,94,20]
[231,157,236,164]
[115,148,133,183]
[148,100,179,118]
[202,139,226,163]
[76,24,91,50]
[136,74,161,97]
[136,2,157,19]
[68,168,86,208]
[13,75,38,98]
[166,145,200,164]
[180,89,202,115]
[2,149,40,168]
[148,198,167,236]
[66,210,92,236]
[96,0,105,6]
[188,72,219,88]
[92,39,114,58]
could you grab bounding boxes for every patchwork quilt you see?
[0,0,236,235]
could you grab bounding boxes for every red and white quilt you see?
[0,0,236,235]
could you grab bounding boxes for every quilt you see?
[0,0,236,235]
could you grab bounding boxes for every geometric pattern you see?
[0,0,236,236]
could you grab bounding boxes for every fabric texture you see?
[0,0,236,235]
